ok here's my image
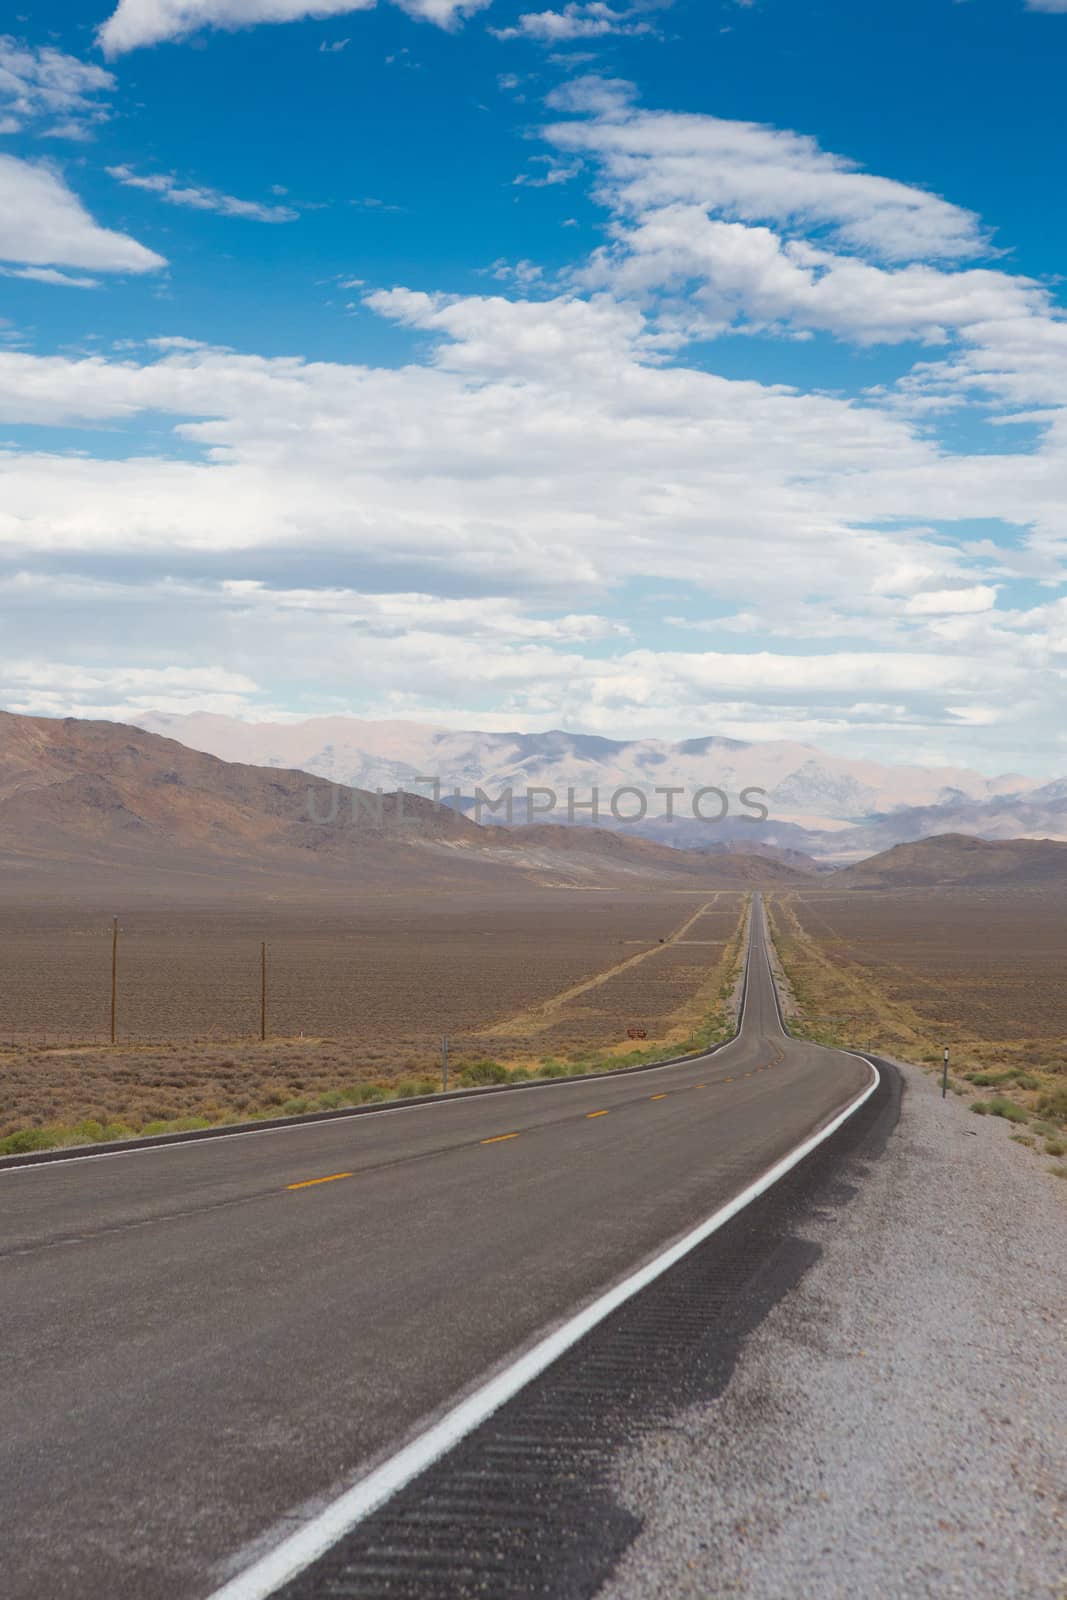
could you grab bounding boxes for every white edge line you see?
[207,1047,881,1600]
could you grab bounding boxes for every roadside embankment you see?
[599,1054,1067,1600]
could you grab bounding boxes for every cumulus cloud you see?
[575,208,1047,346]
[1,83,1065,766]
[546,80,989,262]
[493,4,657,42]
[0,154,166,274]
[0,37,114,138]
[904,586,999,616]
[539,79,1067,436]
[108,165,299,223]
[97,0,493,57]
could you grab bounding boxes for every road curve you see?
[0,897,871,1600]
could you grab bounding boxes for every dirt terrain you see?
[769,886,1067,1150]
[0,889,746,1144]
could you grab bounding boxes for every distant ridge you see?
[0,711,808,900]
[133,710,1046,860]
[834,833,1067,889]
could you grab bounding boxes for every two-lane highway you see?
[0,898,872,1600]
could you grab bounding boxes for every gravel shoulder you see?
[598,1056,1067,1600]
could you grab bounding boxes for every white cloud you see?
[513,154,582,187]
[0,264,99,288]
[547,79,989,261]
[0,654,260,721]
[98,0,493,57]
[575,206,1046,345]
[0,154,166,274]
[1025,0,1067,10]
[493,4,657,42]
[108,165,299,223]
[486,257,545,285]
[904,586,999,616]
[0,37,114,138]
[1,82,1065,769]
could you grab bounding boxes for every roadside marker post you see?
[942,1045,949,1099]
[441,1036,448,1094]
[260,942,267,1042]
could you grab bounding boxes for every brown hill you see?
[486,823,808,884]
[0,711,806,900]
[835,832,1067,889]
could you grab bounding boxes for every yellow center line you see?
[696,1083,707,1089]
[650,1093,667,1101]
[481,1132,520,1145]
[286,1171,353,1191]
[586,1110,609,1118]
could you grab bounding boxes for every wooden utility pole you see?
[110,915,119,1046]
[261,941,267,1042]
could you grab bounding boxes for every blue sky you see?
[1,0,1066,774]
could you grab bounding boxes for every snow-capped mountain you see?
[132,713,1045,860]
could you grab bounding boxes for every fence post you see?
[110,915,119,1046]
[442,1035,448,1094]
[261,942,267,1042]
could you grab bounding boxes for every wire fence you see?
[0,899,748,1052]
[0,930,457,1048]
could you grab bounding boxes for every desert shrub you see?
[457,1059,510,1087]
[1010,1134,1035,1147]
[985,1098,1029,1124]
[0,1127,57,1156]
[1012,1073,1040,1090]
[1044,1139,1065,1157]
[315,1091,345,1110]
[281,1098,310,1116]
[969,1101,989,1116]
[1037,1084,1067,1124]
[537,1060,569,1078]
[343,1083,384,1105]
[395,1079,421,1098]
[508,1066,532,1082]
[71,1120,105,1142]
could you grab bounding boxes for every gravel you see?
[597,1058,1067,1600]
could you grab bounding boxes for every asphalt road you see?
[0,898,871,1600]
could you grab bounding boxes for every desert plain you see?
[0,886,748,1145]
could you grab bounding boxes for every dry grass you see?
[768,887,1067,1145]
[0,889,748,1151]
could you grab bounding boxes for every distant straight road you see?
[0,897,871,1600]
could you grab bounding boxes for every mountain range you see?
[135,712,1057,862]
[0,711,808,902]
[4,710,1066,899]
